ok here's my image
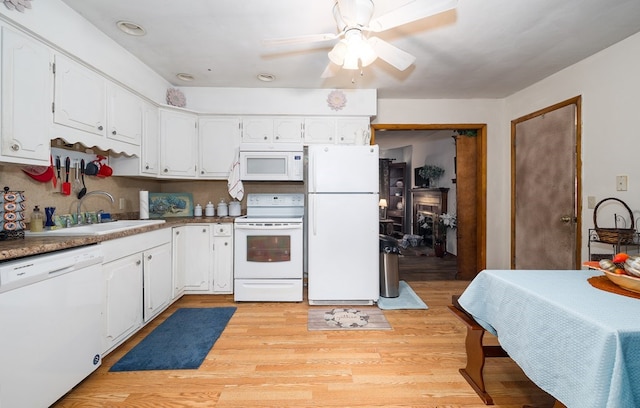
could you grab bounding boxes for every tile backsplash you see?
[1,163,304,223]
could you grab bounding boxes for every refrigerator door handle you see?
[311,193,317,236]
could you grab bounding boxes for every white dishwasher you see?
[0,245,104,408]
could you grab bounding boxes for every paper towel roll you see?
[139,190,149,219]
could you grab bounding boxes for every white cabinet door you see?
[336,117,370,145]
[107,83,142,146]
[183,225,212,292]
[141,102,159,175]
[159,108,197,178]
[172,226,186,299]
[198,116,241,178]
[0,27,52,166]
[242,117,272,143]
[103,252,143,354]
[53,53,106,137]
[304,117,336,144]
[242,116,303,144]
[143,242,172,323]
[212,223,233,294]
[274,117,303,143]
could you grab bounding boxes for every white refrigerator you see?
[306,144,380,305]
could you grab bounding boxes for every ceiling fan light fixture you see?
[328,40,348,65]
[342,51,360,70]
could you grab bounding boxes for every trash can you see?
[379,235,400,298]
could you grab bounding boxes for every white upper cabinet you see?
[304,117,370,145]
[53,53,106,137]
[107,83,142,146]
[241,116,303,144]
[198,116,241,179]
[141,103,159,175]
[0,26,52,166]
[159,108,197,178]
[52,53,141,156]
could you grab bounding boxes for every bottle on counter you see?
[194,204,203,217]
[205,201,215,217]
[30,206,44,232]
[217,199,228,217]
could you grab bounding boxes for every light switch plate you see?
[587,196,596,209]
[616,175,628,191]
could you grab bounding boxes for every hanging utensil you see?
[61,156,71,195]
[72,161,82,195]
[77,159,87,199]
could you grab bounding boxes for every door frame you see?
[371,123,487,275]
[510,96,582,269]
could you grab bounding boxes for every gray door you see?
[513,99,580,269]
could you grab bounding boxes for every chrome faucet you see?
[77,191,115,225]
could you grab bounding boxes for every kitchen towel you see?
[139,190,149,219]
[227,148,244,201]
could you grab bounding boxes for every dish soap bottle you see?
[30,206,44,232]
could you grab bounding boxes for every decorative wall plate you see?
[166,88,186,107]
[327,90,347,111]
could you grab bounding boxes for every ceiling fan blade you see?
[262,33,340,46]
[367,37,416,71]
[320,63,339,78]
[367,0,458,32]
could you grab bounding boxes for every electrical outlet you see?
[616,175,628,191]
[119,197,126,210]
[587,196,596,209]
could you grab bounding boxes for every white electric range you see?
[233,193,304,302]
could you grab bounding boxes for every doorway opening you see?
[372,124,487,280]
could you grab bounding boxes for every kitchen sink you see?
[25,219,166,237]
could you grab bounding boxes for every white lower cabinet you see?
[212,223,233,293]
[172,223,234,294]
[101,228,172,355]
[143,242,172,323]
[102,252,143,355]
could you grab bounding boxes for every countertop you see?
[0,216,238,262]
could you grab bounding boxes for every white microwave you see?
[239,144,304,181]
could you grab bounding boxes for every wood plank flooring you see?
[53,280,556,408]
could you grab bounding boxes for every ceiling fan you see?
[263,0,458,75]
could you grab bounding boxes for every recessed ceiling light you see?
[176,73,195,81]
[116,20,146,36]
[257,73,276,82]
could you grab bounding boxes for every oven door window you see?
[246,235,291,262]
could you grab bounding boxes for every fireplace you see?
[411,188,449,248]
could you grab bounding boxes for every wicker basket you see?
[593,197,635,245]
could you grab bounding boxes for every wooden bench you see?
[448,295,566,408]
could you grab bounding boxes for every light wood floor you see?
[53,281,555,408]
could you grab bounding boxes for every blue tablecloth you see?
[458,269,640,408]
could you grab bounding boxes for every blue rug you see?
[110,307,236,371]
[377,281,428,310]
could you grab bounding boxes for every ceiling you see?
[60,0,640,99]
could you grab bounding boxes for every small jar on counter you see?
[194,204,203,217]
[30,206,44,232]
[205,201,215,217]
[217,199,228,217]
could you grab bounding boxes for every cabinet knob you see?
[10,143,19,151]
[147,254,152,260]
[263,136,268,140]
[175,230,180,235]
[164,168,168,173]
[98,125,104,131]
[112,130,117,135]
[224,242,228,246]
[275,136,280,140]
[202,228,207,233]
[145,164,150,169]
[136,260,141,265]
[201,170,204,174]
